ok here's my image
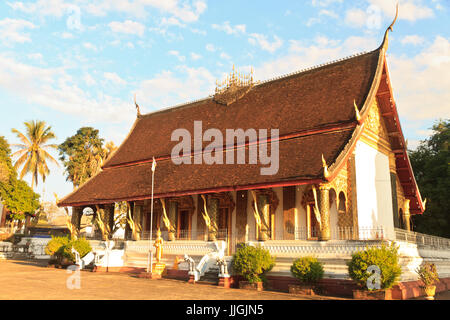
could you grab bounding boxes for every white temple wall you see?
[354,140,395,239]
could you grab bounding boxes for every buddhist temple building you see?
[57,18,449,297]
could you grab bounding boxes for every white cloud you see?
[0,18,36,45]
[311,0,343,7]
[108,20,145,37]
[27,53,43,60]
[83,42,98,51]
[220,52,231,60]
[319,9,339,19]
[306,17,320,27]
[83,73,97,86]
[160,17,186,28]
[255,35,378,81]
[168,50,186,62]
[367,0,434,22]
[206,44,216,52]
[61,32,74,39]
[345,9,367,28]
[248,33,283,53]
[212,21,246,35]
[136,65,216,111]
[0,54,133,124]
[389,36,450,120]
[190,28,207,36]
[7,0,71,17]
[190,52,202,60]
[104,72,127,86]
[401,35,425,46]
[8,0,207,22]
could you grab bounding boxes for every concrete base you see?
[218,276,231,288]
[188,274,196,284]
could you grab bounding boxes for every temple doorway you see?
[177,209,190,239]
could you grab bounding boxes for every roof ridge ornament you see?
[379,2,399,51]
[322,154,330,179]
[214,65,255,106]
[354,99,362,123]
[134,93,141,117]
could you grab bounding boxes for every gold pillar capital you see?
[318,183,331,191]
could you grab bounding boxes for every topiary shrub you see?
[232,244,275,284]
[45,236,92,263]
[347,243,402,290]
[45,236,71,257]
[291,256,324,284]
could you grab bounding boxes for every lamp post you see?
[147,157,157,275]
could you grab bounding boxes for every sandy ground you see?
[1,259,448,300]
[0,259,341,300]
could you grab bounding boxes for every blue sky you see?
[0,0,449,203]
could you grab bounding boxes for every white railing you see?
[246,226,386,241]
[140,229,229,241]
[394,228,450,248]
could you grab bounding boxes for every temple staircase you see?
[198,265,220,284]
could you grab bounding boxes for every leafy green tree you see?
[58,127,116,188]
[11,120,59,189]
[409,119,449,238]
[0,137,13,184]
[0,136,40,221]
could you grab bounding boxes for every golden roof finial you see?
[322,154,330,179]
[214,65,255,95]
[354,99,362,123]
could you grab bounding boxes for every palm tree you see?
[11,120,59,189]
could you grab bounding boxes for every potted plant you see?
[416,262,439,300]
[347,243,402,300]
[289,256,324,295]
[232,244,275,291]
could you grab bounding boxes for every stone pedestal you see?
[151,262,166,278]
[218,275,231,288]
[188,270,199,283]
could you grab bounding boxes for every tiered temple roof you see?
[58,33,424,215]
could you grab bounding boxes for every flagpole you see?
[148,157,156,275]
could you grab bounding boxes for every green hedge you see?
[290,256,324,284]
[347,243,402,290]
[232,244,275,283]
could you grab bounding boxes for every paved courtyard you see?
[0,259,448,300]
